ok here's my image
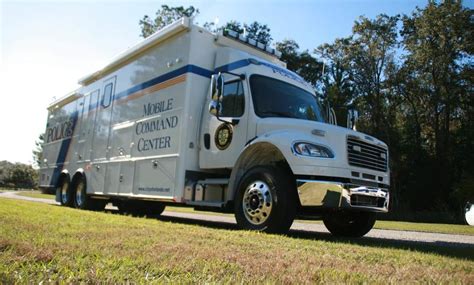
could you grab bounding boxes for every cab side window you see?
[219,80,244,117]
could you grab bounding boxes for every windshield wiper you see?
[260,110,295,118]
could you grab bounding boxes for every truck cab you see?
[198,38,389,236]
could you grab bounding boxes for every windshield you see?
[250,75,325,122]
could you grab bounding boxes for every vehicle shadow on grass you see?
[108,209,474,261]
[287,229,474,261]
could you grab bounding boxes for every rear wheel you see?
[73,175,107,211]
[323,211,376,237]
[58,177,73,207]
[234,165,296,233]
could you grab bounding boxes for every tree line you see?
[140,1,473,222]
[0,161,38,189]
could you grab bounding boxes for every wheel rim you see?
[75,181,84,207]
[242,180,273,225]
[61,182,68,204]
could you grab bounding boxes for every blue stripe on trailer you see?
[87,59,282,112]
[114,64,212,102]
[47,58,295,187]
[50,111,79,186]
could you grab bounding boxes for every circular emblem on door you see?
[215,123,233,150]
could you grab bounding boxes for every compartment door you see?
[91,76,116,161]
[134,158,176,199]
[78,90,100,162]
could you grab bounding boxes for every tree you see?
[348,14,400,143]
[400,1,473,210]
[243,21,272,45]
[32,133,44,169]
[277,39,323,86]
[0,161,38,189]
[316,37,354,125]
[7,164,38,189]
[139,5,199,38]
[0,160,14,186]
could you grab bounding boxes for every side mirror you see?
[208,101,220,116]
[347,109,358,131]
[210,73,224,101]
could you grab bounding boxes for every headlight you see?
[293,142,334,158]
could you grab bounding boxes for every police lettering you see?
[46,120,74,143]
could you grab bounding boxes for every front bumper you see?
[296,179,389,213]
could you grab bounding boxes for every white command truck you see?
[40,17,390,236]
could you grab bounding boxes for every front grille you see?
[347,136,388,172]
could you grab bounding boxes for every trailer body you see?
[40,18,390,236]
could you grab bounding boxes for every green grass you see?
[10,191,474,236]
[374,220,474,236]
[0,198,473,283]
[15,191,55,200]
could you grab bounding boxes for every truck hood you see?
[256,117,387,149]
[254,117,390,184]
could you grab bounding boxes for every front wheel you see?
[234,165,296,233]
[323,211,376,237]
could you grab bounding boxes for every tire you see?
[234,165,296,233]
[117,200,165,217]
[323,211,376,237]
[73,175,107,211]
[58,177,73,207]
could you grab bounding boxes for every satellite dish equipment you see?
[465,202,474,226]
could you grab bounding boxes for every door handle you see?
[204,133,210,150]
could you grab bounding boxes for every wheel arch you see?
[57,170,71,187]
[70,169,86,189]
[227,141,295,202]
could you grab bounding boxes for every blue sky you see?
[1,0,472,164]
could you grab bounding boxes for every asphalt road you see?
[1,191,473,248]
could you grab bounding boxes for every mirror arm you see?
[216,112,239,126]
[216,113,227,124]
[218,71,245,80]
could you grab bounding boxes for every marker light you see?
[227,30,239,38]
[293,142,334,158]
[222,29,282,58]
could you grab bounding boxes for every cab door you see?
[199,76,249,168]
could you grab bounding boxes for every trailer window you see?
[101,83,113,108]
[219,80,244,117]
